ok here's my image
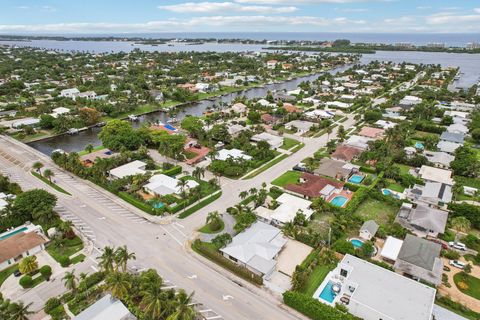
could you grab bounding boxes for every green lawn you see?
[77,145,105,156]
[0,264,18,287]
[386,182,405,193]
[454,272,480,300]
[280,138,300,150]
[46,236,84,263]
[300,264,334,296]
[198,220,225,234]
[271,171,301,187]
[354,197,399,226]
[71,254,86,265]
[394,163,412,175]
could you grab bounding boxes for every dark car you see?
[13,270,22,277]
[429,238,448,250]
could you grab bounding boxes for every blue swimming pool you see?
[382,189,392,196]
[350,239,364,248]
[319,281,337,303]
[330,196,348,207]
[152,202,165,209]
[348,174,364,184]
[0,227,28,240]
[415,142,424,149]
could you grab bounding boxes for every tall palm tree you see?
[97,246,116,273]
[166,290,196,320]
[62,270,78,293]
[141,281,165,319]
[115,245,136,272]
[43,169,54,182]
[451,217,471,243]
[8,301,33,320]
[192,167,205,181]
[106,272,131,300]
[206,211,222,231]
[19,256,38,274]
[32,162,44,175]
[239,190,248,200]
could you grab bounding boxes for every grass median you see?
[31,171,71,195]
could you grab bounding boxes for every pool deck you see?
[327,189,354,207]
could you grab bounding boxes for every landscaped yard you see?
[386,181,405,193]
[77,145,105,156]
[0,264,18,287]
[354,197,399,226]
[271,171,301,187]
[199,220,225,234]
[453,272,480,300]
[300,264,334,296]
[394,163,412,175]
[280,138,300,150]
[46,236,84,263]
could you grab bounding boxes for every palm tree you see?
[249,187,257,196]
[239,190,248,201]
[32,161,43,175]
[166,290,196,320]
[62,270,78,293]
[115,245,136,272]
[326,126,333,140]
[58,220,74,239]
[192,167,205,181]
[19,256,38,274]
[97,246,116,273]
[106,272,131,300]
[141,281,165,319]
[206,211,222,231]
[8,301,33,320]
[451,217,471,243]
[85,143,94,154]
[43,169,54,182]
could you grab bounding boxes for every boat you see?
[128,114,139,121]
[67,128,79,135]
[167,117,178,124]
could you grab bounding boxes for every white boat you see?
[67,128,79,135]
[128,114,139,121]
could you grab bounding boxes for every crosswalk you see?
[55,205,97,242]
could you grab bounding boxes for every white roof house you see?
[313,254,435,320]
[109,160,146,179]
[374,120,397,129]
[220,221,287,277]
[437,140,461,154]
[344,135,372,150]
[60,88,80,98]
[380,236,404,261]
[256,193,314,226]
[325,101,351,109]
[143,174,199,196]
[447,123,469,135]
[230,102,248,114]
[400,95,422,106]
[304,109,334,120]
[50,107,70,118]
[285,120,315,133]
[424,151,454,168]
[418,165,454,186]
[251,132,283,149]
[74,294,136,320]
[215,148,252,161]
[11,118,40,128]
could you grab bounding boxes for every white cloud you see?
[416,6,431,10]
[235,0,381,4]
[159,2,297,14]
[335,7,368,12]
[474,8,480,14]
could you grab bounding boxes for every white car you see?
[449,260,466,269]
[448,241,467,251]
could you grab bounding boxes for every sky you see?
[1,0,480,34]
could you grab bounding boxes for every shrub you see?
[78,271,105,292]
[40,265,52,280]
[461,234,480,252]
[163,165,182,177]
[44,297,61,313]
[283,291,356,320]
[443,249,460,260]
[19,275,33,288]
[332,239,355,255]
[58,255,71,267]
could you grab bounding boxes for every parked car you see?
[13,269,21,277]
[448,241,467,251]
[429,238,448,250]
[449,260,466,269]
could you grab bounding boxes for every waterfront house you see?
[80,148,117,167]
[394,235,443,286]
[50,107,70,118]
[74,294,136,320]
[220,221,287,277]
[313,254,435,320]
[109,160,147,180]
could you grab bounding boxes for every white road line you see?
[159,225,183,246]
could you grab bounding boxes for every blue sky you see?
[1,0,480,33]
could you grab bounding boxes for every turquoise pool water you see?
[415,142,424,149]
[319,281,337,303]
[152,202,165,209]
[350,239,364,248]
[330,196,348,207]
[382,189,392,196]
[348,174,364,184]
[0,227,28,240]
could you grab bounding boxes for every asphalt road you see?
[0,114,355,319]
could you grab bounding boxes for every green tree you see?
[167,290,196,320]
[206,211,222,231]
[85,143,94,154]
[32,162,44,175]
[451,216,471,243]
[62,270,78,293]
[6,301,33,320]
[98,119,144,151]
[105,272,131,299]
[115,245,136,272]
[98,246,116,273]
[43,169,54,182]
[19,256,38,274]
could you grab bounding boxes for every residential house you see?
[260,113,279,125]
[0,225,47,271]
[440,131,465,145]
[285,173,344,200]
[284,120,315,134]
[404,182,452,207]
[314,158,357,181]
[11,118,40,129]
[394,235,443,285]
[256,193,313,226]
[149,90,164,102]
[331,145,363,162]
[215,148,252,161]
[60,88,80,98]
[447,123,468,135]
[325,101,351,109]
[357,127,384,140]
[143,174,199,197]
[344,135,372,150]
[313,254,436,320]
[437,140,461,154]
[396,203,449,237]
[304,109,334,120]
[380,236,404,263]
[399,95,422,110]
[418,165,454,186]
[220,221,287,277]
[74,294,136,320]
[359,220,379,241]
[109,160,147,180]
[423,151,454,169]
[50,107,70,118]
[251,132,283,149]
[80,148,117,167]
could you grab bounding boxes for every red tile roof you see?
[285,173,344,198]
[331,145,363,162]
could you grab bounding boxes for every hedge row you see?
[162,165,182,177]
[283,291,357,320]
[178,191,222,219]
[192,239,263,285]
